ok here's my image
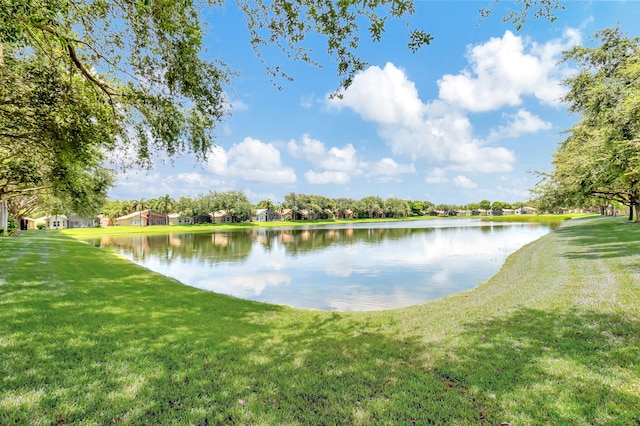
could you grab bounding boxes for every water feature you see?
[87,218,552,311]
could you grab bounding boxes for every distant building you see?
[254,208,281,222]
[67,214,96,228]
[515,206,537,215]
[114,210,167,226]
[168,213,193,225]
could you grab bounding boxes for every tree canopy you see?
[534,27,640,220]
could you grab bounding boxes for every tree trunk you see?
[0,199,8,234]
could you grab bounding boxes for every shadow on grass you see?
[555,216,640,261]
[426,307,640,424]
[2,231,639,424]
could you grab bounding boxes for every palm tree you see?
[129,198,148,225]
[156,194,174,225]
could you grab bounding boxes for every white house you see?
[168,213,193,225]
[46,214,68,229]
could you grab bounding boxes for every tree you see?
[409,201,424,216]
[256,199,275,210]
[491,201,512,210]
[384,198,411,218]
[478,200,492,210]
[334,198,356,219]
[0,47,114,231]
[535,28,640,220]
[212,190,253,221]
[358,196,385,218]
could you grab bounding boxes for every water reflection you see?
[88,219,552,311]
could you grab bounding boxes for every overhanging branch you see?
[37,24,118,97]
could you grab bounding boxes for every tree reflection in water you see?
[87,219,552,311]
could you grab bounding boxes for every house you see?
[335,209,354,219]
[515,206,537,215]
[471,209,490,216]
[19,217,41,230]
[193,214,212,224]
[97,214,113,227]
[46,214,68,229]
[492,208,514,216]
[280,209,293,221]
[168,213,193,225]
[212,210,233,223]
[67,214,96,228]
[254,208,281,222]
[293,209,311,221]
[114,210,167,226]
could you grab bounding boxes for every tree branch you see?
[37,24,119,97]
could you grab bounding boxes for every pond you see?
[87,218,553,311]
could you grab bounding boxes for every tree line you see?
[101,191,530,222]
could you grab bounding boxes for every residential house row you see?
[20,206,541,230]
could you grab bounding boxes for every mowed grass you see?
[1,216,639,424]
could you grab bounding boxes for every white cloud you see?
[111,170,223,199]
[206,137,296,183]
[304,170,351,184]
[448,141,515,173]
[288,134,326,161]
[437,30,580,112]
[322,145,360,172]
[331,28,581,176]
[328,62,424,126]
[488,109,552,141]
[453,175,478,189]
[369,158,416,176]
[425,168,449,184]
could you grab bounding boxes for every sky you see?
[109,1,640,206]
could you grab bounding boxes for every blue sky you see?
[110,1,640,206]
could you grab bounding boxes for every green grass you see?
[482,213,596,223]
[2,216,639,424]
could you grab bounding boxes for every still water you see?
[87,219,552,311]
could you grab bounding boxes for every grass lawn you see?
[1,216,639,424]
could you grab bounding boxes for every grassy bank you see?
[482,213,595,224]
[1,216,639,424]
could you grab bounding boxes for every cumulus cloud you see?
[369,158,416,176]
[488,109,553,141]
[438,29,580,111]
[453,175,478,189]
[288,134,416,185]
[206,137,296,183]
[425,168,449,184]
[111,170,224,199]
[289,134,364,184]
[329,29,580,177]
[327,62,424,126]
